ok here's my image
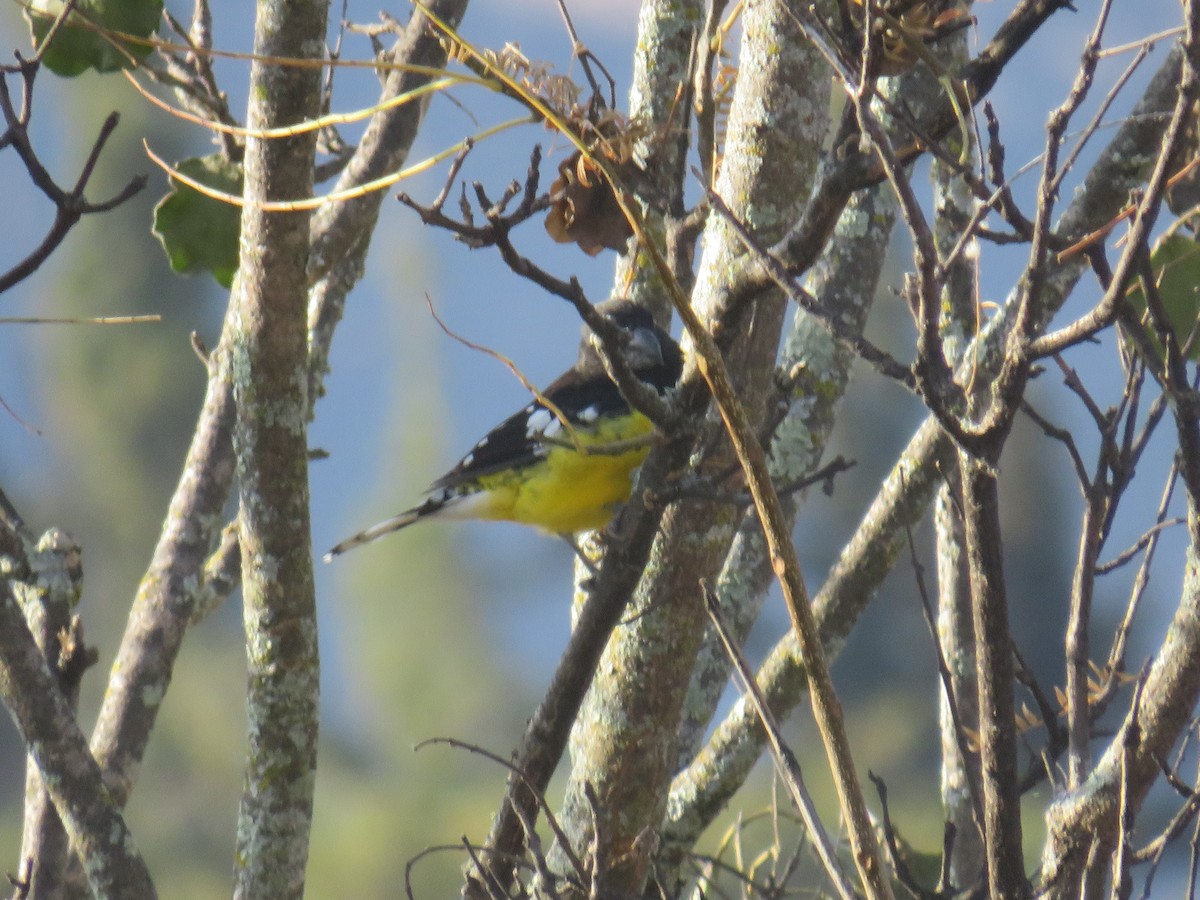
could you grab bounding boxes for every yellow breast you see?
[469,413,654,534]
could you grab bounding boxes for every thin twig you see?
[417,736,588,883]
[700,582,857,900]
[701,178,915,390]
[0,65,145,295]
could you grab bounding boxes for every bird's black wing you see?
[428,368,632,492]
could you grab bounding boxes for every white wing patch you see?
[577,405,599,423]
[524,407,553,438]
[525,404,570,450]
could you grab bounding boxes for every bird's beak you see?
[621,327,664,369]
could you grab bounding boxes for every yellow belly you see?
[470,413,653,533]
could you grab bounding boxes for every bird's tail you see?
[325,491,482,561]
[323,511,421,561]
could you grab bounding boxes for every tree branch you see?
[664,41,1184,849]
[228,0,330,890]
[0,60,145,296]
[89,0,470,834]
[0,576,154,898]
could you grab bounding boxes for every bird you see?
[324,299,683,561]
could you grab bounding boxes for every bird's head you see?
[581,299,683,391]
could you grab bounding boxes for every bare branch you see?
[0,577,154,897]
[701,583,856,899]
[228,0,328,889]
[0,63,145,296]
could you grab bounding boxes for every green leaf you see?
[152,155,243,289]
[28,0,163,77]
[1124,233,1200,364]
